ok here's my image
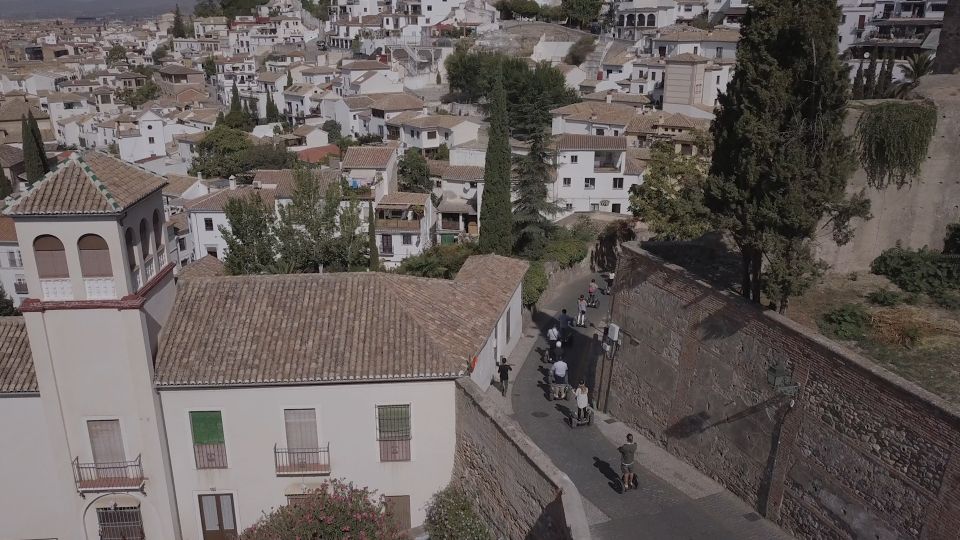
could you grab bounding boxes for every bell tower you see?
[5,151,182,539]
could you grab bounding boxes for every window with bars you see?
[376,405,411,462]
[97,505,144,540]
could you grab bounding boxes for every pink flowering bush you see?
[241,479,402,540]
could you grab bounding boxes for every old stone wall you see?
[452,378,590,540]
[603,244,960,539]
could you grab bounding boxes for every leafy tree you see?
[944,223,960,255]
[106,44,127,66]
[322,119,342,141]
[286,70,293,89]
[223,82,254,130]
[397,244,476,279]
[221,193,277,275]
[275,171,343,271]
[0,165,11,198]
[0,285,17,316]
[561,0,601,29]
[852,60,865,99]
[512,130,560,258]
[478,68,513,256]
[191,125,294,178]
[117,80,161,108]
[265,93,281,123]
[434,143,450,161]
[21,115,47,185]
[629,141,711,241]
[398,148,431,193]
[368,202,380,270]
[329,195,369,271]
[522,261,548,307]
[705,0,869,311]
[565,36,596,65]
[202,56,217,78]
[172,4,189,38]
[240,479,400,539]
[893,52,935,98]
[194,0,223,17]
[876,53,894,97]
[152,42,171,64]
[230,81,242,113]
[424,486,491,540]
[689,12,714,30]
[863,48,879,98]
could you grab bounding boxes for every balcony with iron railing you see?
[73,455,145,493]
[274,444,331,476]
[376,218,422,232]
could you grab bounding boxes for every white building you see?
[0,150,527,537]
[552,133,645,217]
[0,217,28,306]
[375,192,436,268]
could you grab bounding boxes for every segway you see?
[568,407,593,427]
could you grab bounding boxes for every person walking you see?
[619,433,638,492]
[550,357,568,399]
[498,357,512,397]
[574,381,590,421]
[588,279,598,306]
[546,325,560,361]
[576,295,588,327]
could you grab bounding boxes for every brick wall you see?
[452,378,589,540]
[603,244,960,539]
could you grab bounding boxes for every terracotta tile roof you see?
[153,254,527,387]
[179,255,226,279]
[253,168,340,198]
[625,148,651,175]
[0,144,24,168]
[368,92,424,112]
[5,151,167,216]
[163,174,200,197]
[0,318,36,394]
[551,101,637,126]
[297,145,341,164]
[668,52,709,63]
[0,216,17,243]
[166,212,188,234]
[582,91,651,106]
[341,60,390,71]
[341,145,396,170]
[557,134,628,151]
[159,64,203,75]
[380,192,430,207]
[0,98,49,122]
[428,160,484,182]
[399,115,474,130]
[184,186,276,212]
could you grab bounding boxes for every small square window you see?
[584,178,596,190]
[562,177,571,187]
[402,234,413,245]
[570,155,578,164]
[204,218,214,231]
[612,203,622,213]
[148,137,155,144]
[613,177,624,190]
[469,181,478,189]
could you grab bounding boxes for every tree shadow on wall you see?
[665,396,785,440]
[642,232,742,293]
[592,220,638,272]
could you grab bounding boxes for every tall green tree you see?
[230,81,242,113]
[221,193,278,275]
[863,48,879,98]
[286,71,293,89]
[852,60,865,99]
[27,111,46,175]
[0,285,17,316]
[224,81,253,130]
[21,115,46,185]
[368,202,380,270]
[561,0,602,29]
[0,164,11,199]
[398,149,431,193]
[876,53,894,97]
[265,93,281,123]
[202,56,217,78]
[106,44,127,66]
[478,68,513,255]
[629,141,712,241]
[172,4,189,38]
[705,0,869,311]
[512,130,560,258]
[331,194,369,271]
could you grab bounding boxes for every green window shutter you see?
[190,411,225,445]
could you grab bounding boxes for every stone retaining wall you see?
[452,378,590,540]
[602,243,960,540]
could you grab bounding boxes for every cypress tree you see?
[22,116,46,185]
[172,4,188,38]
[286,71,293,89]
[852,60,865,99]
[478,66,513,255]
[0,164,11,199]
[0,285,17,316]
[230,81,241,113]
[368,202,380,270]
[863,48,879,98]
[876,53,894,97]
[265,93,280,123]
[512,129,560,258]
[27,111,49,174]
[705,0,867,310]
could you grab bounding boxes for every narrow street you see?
[505,273,792,540]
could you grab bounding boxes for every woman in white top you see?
[574,381,590,421]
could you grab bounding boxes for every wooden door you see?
[87,420,125,478]
[199,494,237,540]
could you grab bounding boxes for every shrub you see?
[543,233,589,268]
[522,261,548,306]
[945,223,960,255]
[397,243,476,279]
[819,304,872,340]
[870,244,960,294]
[932,289,960,310]
[565,36,596,65]
[866,288,903,307]
[241,479,400,539]
[425,487,491,540]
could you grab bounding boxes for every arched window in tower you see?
[78,234,115,300]
[140,218,155,280]
[152,209,166,267]
[34,235,72,301]
[647,14,656,27]
[125,227,141,291]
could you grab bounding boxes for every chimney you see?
[228,175,237,190]
[606,90,613,104]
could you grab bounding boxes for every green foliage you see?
[944,224,960,255]
[561,0,602,28]
[444,44,578,138]
[565,36,596,65]
[211,0,268,19]
[893,52,935,98]
[819,303,871,340]
[629,141,711,241]
[542,220,595,268]
[866,288,904,307]
[21,113,48,185]
[512,131,561,258]
[152,42,171,64]
[705,0,864,311]
[397,244,476,279]
[932,289,960,310]
[191,125,295,178]
[368,202,379,271]
[478,68,513,256]
[202,56,217,78]
[497,0,541,19]
[240,479,399,539]
[322,119,342,141]
[0,285,17,316]
[193,0,223,16]
[398,148,431,194]
[221,193,278,275]
[117,80,161,108]
[424,486,491,540]
[300,0,331,21]
[172,4,189,38]
[871,244,960,294]
[265,93,281,123]
[875,53,894,98]
[106,44,127,66]
[522,261,549,307]
[689,12,714,30]
[852,61,865,99]
[0,165,11,199]
[434,143,450,161]
[855,101,937,188]
[863,49,878,98]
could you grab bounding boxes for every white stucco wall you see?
[158,379,458,537]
